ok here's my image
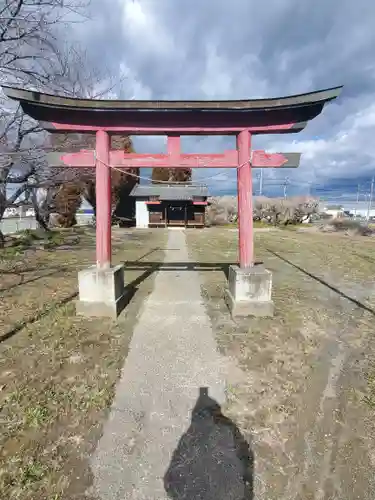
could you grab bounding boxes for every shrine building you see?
[130,184,209,228]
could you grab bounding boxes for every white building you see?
[135,197,149,228]
[323,205,344,218]
[130,184,209,228]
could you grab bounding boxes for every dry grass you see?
[186,228,375,499]
[319,218,374,236]
[0,227,167,500]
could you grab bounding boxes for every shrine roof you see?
[1,85,343,135]
[130,184,209,201]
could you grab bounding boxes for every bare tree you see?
[0,1,133,241]
[48,132,138,227]
[206,195,319,226]
[7,48,130,232]
[0,109,44,243]
[152,167,192,185]
[0,0,92,138]
[0,0,92,244]
[0,0,90,88]
[44,48,135,227]
[253,196,319,225]
[54,44,127,99]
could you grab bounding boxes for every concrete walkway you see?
[91,230,229,499]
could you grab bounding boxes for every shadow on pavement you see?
[164,387,254,500]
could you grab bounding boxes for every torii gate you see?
[3,85,342,318]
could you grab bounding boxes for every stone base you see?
[75,264,131,319]
[225,264,274,318]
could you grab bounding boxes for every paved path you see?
[91,230,247,499]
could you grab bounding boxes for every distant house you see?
[130,184,209,228]
[3,205,34,218]
[351,208,375,219]
[324,205,344,219]
[3,207,18,218]
[25,208,35,217]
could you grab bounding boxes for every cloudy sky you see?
[73,0,375,202]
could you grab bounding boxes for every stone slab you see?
[225,264,274,318]
[75,289,133,319]
[225,289,274,318]
[76,264,129,319]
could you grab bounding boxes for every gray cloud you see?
[71,0,375,197]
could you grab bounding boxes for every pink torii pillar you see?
[237,130,254,268]
[223,129,275,318]
[95,130,112,269]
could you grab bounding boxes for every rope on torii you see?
[93,155,252,184]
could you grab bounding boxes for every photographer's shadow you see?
[164,387,254,500]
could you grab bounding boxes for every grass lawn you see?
[0,227,166,500]
[186,227,375,499]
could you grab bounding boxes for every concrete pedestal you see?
[76,264,131,319]
[225,264,274,318]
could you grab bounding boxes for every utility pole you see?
[366,177,374,221]
[355,184,360,216]
[259,169,263,196]
[256,170,263,196]
[283,177,289,199]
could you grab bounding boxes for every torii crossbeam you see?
[2,85,342,318]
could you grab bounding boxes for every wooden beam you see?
[47,150,301,169]
[59,150,95,167]
[48,150,239,168]
[252,151,301,168]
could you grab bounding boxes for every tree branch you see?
[7,184,27,205]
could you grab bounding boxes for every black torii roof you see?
[2,85,343,135]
